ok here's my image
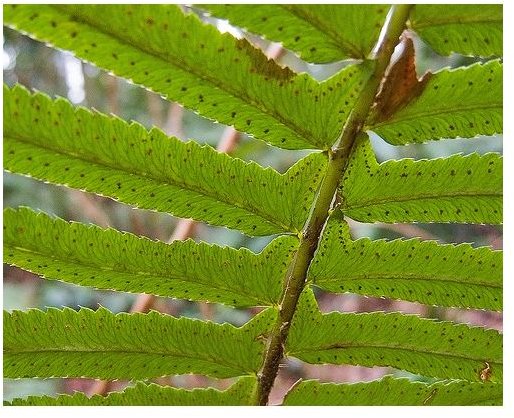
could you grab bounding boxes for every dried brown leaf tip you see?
[479,361,492,382]
[236,38,294,83]
[370,34,432,123]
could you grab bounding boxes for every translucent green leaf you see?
[340,134,502,224]
[198,4,388,62]
[368,60,502,144]
[4,307,277,379]
[3,4,372,150]
[283,376,502,405]
[410,5,502,57]
[287,289,503,382]
[309,214,502,310]
[4,207,299,308]
[6,377,257,406]
[4,84,328,236]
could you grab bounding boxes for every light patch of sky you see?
[215,18,242,39]
[62,52,85,104]
[3,45,17,70]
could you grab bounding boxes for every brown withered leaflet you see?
[370,34,432,123]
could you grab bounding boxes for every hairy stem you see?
[256,4,414,406]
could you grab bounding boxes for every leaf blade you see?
[410,4,502,57]
[309,214,502,310]
[287,289,503,382]
[3,4,371,150]
[6,377,257,406]
[4,307,277,379]
[4,84,327,236]
[283,376,503,405]
[198,4,388,62]
[4,207,299,308]
[340,134,502,224]
[368,60,502,144]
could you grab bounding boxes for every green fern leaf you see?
[287,289,502,382]
[369,60,502,144]
[4,84,327,236]
[4,307,277,379]
[410,5,502,57]
[4,207,298,307]
[3,4,372,150]
[340,134,502,224]
[309,214,502,310]
[283,376,502,405]
[197,4,388,62]
[6,377,257,406]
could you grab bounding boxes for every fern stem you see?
[256,4,414,406]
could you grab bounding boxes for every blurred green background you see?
[3,6,502,405]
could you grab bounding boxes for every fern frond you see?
[3,4,372,150]
[369,60,502,144]
[283,376,502,405]
[4,84,327,236]
[197,4,388,63]
[3,307,277,379]
[340,134,502,224]
[287,289,503,382]
[309,214,502,310]
[4,208,298,308]
[6,377,257,406]
[410,5,502,57]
